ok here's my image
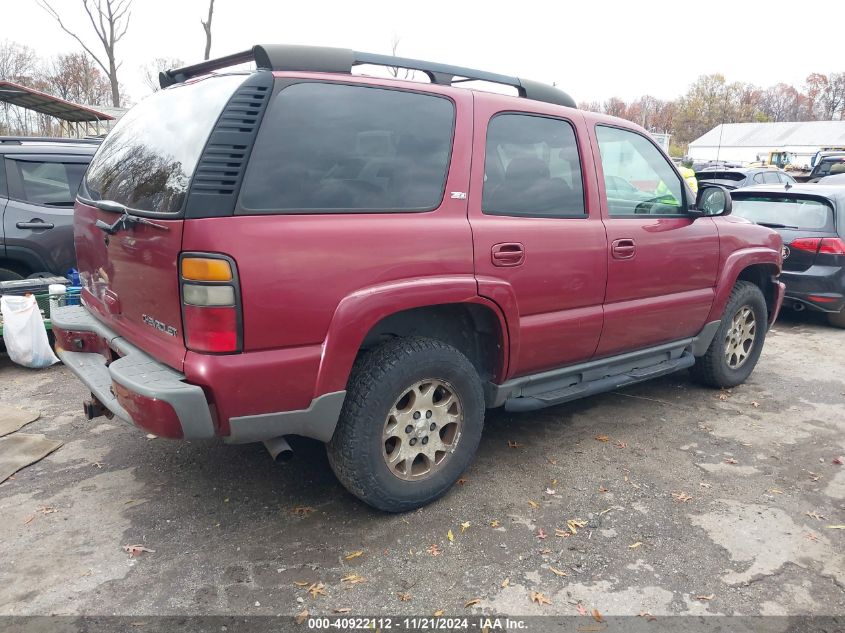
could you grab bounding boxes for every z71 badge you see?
[142,314,178,337]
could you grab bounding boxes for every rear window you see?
[84,74,246,214]
[239,82,455,213]
[732,195,835,231]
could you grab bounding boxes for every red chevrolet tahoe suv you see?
[52,45,785,512]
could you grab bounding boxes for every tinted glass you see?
[13,160,87,206]
[240,83,454,212]
[762,171,780,184]
[732,196,834,231]
[596,126,685,216]
[482,114,584,217]
[85,74,246,213]
[0,158,7,197]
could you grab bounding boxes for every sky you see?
[2,0,845,106]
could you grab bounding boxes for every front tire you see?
[327,337,485,512]
[690,281,768,388]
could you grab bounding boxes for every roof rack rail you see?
[0,136,101,145]
[160,44,576,109]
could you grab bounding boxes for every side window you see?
[0,158,7,198]
[596,126,685,216]
[10,160,86,206]
[482,114,585,217]
[240,83,455,213]
[753,173,766,184]
[762,171,780,184]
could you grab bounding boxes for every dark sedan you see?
[697,166,796,190]
[730,184,845,327]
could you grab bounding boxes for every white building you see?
[687,121,845,169]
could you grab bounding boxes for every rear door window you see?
[481,113,585,218]
[9,160,87,206]
[239,82,455,213]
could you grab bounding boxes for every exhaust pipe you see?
[792,302,805,312]
[263,436,293,462]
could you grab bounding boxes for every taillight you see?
[790,237,845,255]
[180,255,241,353]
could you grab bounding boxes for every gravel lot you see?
[0,310,843,620]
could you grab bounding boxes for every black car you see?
[696,166,796,190]
[0,136,99,281]
[731,184,845,328]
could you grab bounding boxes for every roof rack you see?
[0,136,101,145]
[159,44,577,109]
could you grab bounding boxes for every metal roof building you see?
[687,121,845,168]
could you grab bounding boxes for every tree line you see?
[579,72,845,155]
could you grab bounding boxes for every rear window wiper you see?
[756,221,799,229]
[92,200,169,234]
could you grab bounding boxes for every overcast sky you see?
[3,0,845,105]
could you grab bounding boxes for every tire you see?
[690,281,768,388]
[327,336,485,512]
[828,309,845,329]
[26,272,57,279]
[0,268,24,282]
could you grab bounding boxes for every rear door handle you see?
[16,220,55,230]
[611,238,636,259]
[492,242,525,267]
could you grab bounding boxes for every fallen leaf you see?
[826,525,845,530]
[460,521,471,534]
[598,486,609,493]
[551,479,558,486]
[508,440,523,448]
[122,544,155,557]
[724,458,738,465]
[566,519,587,534]
[805,532,819,542]
[457,477,468,485]
[615,441,628,449]
[341,574,365,584]
[501,577,510,588]
[145,433,157,439]
[528,500,539,509]
[397,592,411,602]
[576,603,588,616]
[427,544,442,556]
[293,506,315,516]
[809,472,821,482]
[594,434,610,442]
[592,609,603,622]
[554,528,570,538]
[768,488,783,494]
[308,582,326,598]
[699,482,712,488]
[490,519,501,528]
[333,607,351,614]
[294,581,311,587]
[672,491,693,503]
[530,591,551,606]
[447,529,454,542]
[545,488,557,495]
[464,598,481,608]
[433,609,445,616]
[546,457,558,465]
[344,550,364,560]
[629,541,643,549]
[806,511,826,521]
[23,515,35,525]
[599,507,614,516]
[37,506,57,514]
[549,566,567,577]
[295,609,309,625]
[695,594,715,601]
[751,401,760,408]
[536,528,548,540]
[833,456,843,465]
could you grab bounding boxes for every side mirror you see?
[694,185,732,217]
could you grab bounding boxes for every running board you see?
[503,351,694,412]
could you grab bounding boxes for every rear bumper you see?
[781,267,845,314]
[51,305,215,439]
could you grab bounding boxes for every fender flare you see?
[707,246,782,322]
[313,275,512,396]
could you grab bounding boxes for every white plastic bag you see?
[1,295,60,369]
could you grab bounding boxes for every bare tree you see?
[37,0,132,107]
[386,36,412,80]
[45,52,112,106]
[201,0,215,60]
[140,57,185,94]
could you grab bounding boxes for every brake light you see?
[790,237,845,255]
[180,255,241,353]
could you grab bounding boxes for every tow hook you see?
[83,394,112,420]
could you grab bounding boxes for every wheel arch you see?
[313,276,510,397]
[707,248,782,324]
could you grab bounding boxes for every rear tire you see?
[690,281,768,388]
[327,337,485,513]
[828,309,845,329]
[0,268,24,282]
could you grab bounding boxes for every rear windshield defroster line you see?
[82,74,247,215]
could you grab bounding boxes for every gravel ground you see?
[0,310,843,621]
